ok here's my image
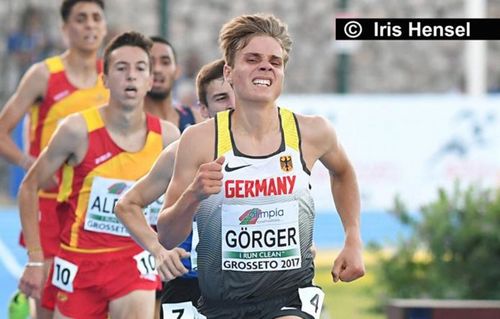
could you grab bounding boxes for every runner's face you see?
[104,46,152,109]
[63,2,107,52]
[202,78,235,118]
[225,35,284,105]
[150,42,178,97]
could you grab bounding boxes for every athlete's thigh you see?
[109,289,155,319]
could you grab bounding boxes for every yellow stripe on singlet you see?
[216,110,232,157]
[45,56,65,73]
[57,165,74,203]
[81,107,105,132]
[279,107,300,151]
[61,243,135,254]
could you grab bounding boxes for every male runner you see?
[142,35,203,319]
[145,36,203,131]
[0,1,108,316]
[115,58,234,318]
[158,14,365,319]
[18,31,187,319]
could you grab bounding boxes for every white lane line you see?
[0,237,23,279]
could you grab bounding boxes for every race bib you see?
[85,176,140,236]
[221,201,301,272]
[298,286,325,319]
[134,250,158,276]
[162,301,206,319]
[51,257,78,293]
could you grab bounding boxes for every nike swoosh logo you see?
[224,163,252,172]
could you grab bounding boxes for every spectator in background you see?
[174,50,203,112]
[4,6,55,202]
[7,6,52,76]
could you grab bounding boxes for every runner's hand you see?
[19,264,44,299]
[189,156,225,200]
[332,243,365,283]
[154,247,190,281]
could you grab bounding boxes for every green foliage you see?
[375,184,500,299]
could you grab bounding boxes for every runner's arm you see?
[301,115,364,282]
[157,122,220,249]
[115,141,178,252]
[115,141,189,280]
[0,63,48,169]
[18,115,85,298]
[160,119,181,147]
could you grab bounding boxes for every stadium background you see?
[0,1,499,318]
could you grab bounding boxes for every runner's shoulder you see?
[177,119,215,161]
[17,61,50,97]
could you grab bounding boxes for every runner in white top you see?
[157,13,365,319]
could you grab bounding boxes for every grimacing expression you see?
[104,46,152,109]
[63,2,107,52]
[224,35,284,105]
[148,42,178,99]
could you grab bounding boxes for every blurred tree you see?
[374,184,500,299]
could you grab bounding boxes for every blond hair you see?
[219,13,292,67]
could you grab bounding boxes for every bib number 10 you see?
[51,257,78,293]
[134,250,157,275]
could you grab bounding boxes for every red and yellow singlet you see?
[29,56,109,197]
[57,108,163,257]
